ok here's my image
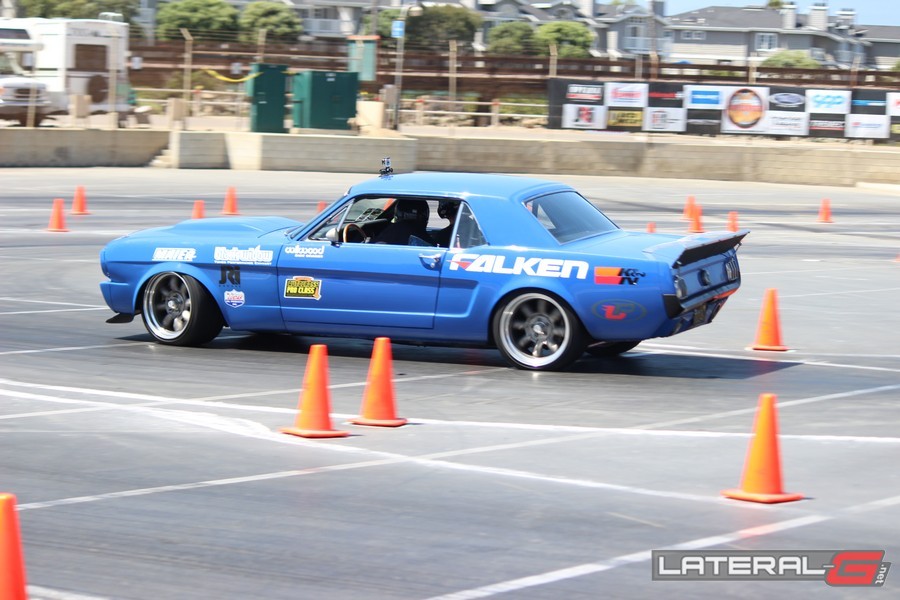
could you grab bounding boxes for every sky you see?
[662,1,900,27]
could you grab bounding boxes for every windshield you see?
[0,53,25,76]
[524,191,619,243]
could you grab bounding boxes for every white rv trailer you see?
[0,17,132,119]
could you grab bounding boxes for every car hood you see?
[123,216,302,240]
[568,229,748,266]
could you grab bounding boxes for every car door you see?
[277,231,444,330]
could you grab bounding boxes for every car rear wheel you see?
[585,341,640,357]
[141,272,223,345]
[493,292,585,371]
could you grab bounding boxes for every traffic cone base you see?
[351,337,406,428]
[682,195,696,220]
[280,426,349,439]
[222,187,240,215]
[688,204,704,234]
[47,198,69,232]
[721,488,805,504]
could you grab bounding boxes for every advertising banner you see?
[721,87,769,134]
[808,116,846,138]
[887,92,900,117]
[685,109,721,135]
[765,111,809,136]
[684,85,730,110]
[846,114,890,139]
[643,107,687,132]
[768,87,807,112]
[648,83,685,108]
[851,90,888,115]
[562,103,606,129]
[607,109,644,130]
[605,82,649,108]
[805,89,851,114]
[891,118,900,142]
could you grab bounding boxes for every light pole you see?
[392,3,422,129]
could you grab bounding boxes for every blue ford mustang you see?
[100,165,747,370]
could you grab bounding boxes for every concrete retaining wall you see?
[4,128,900,188]
[0,129,169,167]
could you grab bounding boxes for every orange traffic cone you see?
[727,211,739,233]
[682,195,696,220]
[316,201,327,213]
[0,493,28,600]
[222,187,240,215]
[817,198,833,223]
[351,337,407,427]
[646,222,656,233]
[751,288,788,351]
[47,198,69,232]
[722,394,804,504]
[280,345,349,438]
[191,200,206,219]
[71,185,90,215]
[688,204,704,234]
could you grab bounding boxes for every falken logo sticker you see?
[285,244,325,258]
[591,300,647,321]
[594,267,646,285]
[448,254,589,279]
[214,245,274,265]
[152,248,196,262]
[284,276,322,300]
[224,289,245,308]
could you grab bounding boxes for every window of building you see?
[681,31,706,41]
[756,33,777,50]
[74,45,107,71]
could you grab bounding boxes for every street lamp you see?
[392,3,422,130]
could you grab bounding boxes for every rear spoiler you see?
[644,230,749,267]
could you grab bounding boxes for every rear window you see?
[524,191,618,243]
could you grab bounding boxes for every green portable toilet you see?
[247,63,287,133]
[292,71,359,130]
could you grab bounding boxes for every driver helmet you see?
[394,200,429,225]
[438,199,460,220]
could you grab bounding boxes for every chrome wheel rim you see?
[143,273,192,341]
[498,293,571,369]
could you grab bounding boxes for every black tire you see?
[585,341,640,358]
[87,75,108,103]
[141,272,223,346]
[492,291,586,371]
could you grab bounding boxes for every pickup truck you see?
[0,52,51,127]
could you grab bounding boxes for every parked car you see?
[0,52,51,126]
[100,165,747,370]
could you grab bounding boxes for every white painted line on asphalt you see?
[0,342,151,356]
[0,308,109,316]
[26,585,110,600]
[0,297,106,308]
[636,384,900,430]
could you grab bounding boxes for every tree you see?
[238,2,302,44]
[156,0,239,42]
[767,0,784,8]
[487,22,536,56]
[406,6,482,53]
[19,0,139,21]
[534,22,592,59]
[761,50,820,69]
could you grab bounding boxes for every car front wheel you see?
[493,291,585,371]
[141,272,223,345]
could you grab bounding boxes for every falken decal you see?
[152,248,196,262]
[594,267,646,285]
[284,276,322,300]
[224,289,245,308]
[214,245,274,265]
[448,254,589,279]
[591,300,647,321]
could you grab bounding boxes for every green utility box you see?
[247,63,287,133]
[292,71,359,130]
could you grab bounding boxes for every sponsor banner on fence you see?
[562,104,606,129]
[846,114,890,139]
[605,82,649,108]
[808,114,846,138]
[565,83,604,103]
[607,109,644,129]
[765,111,809,136]
[888,92,900,117]
[643,107,687,132]
[722,87,769,133]
[768,87,806,112]
[851,90,888,115]
[648,83,685,108]
[684,85,729,110]
[685,109,721,135]
[806,89,851,114]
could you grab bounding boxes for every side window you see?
[306,205,349,241]
[453,204,487,249]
